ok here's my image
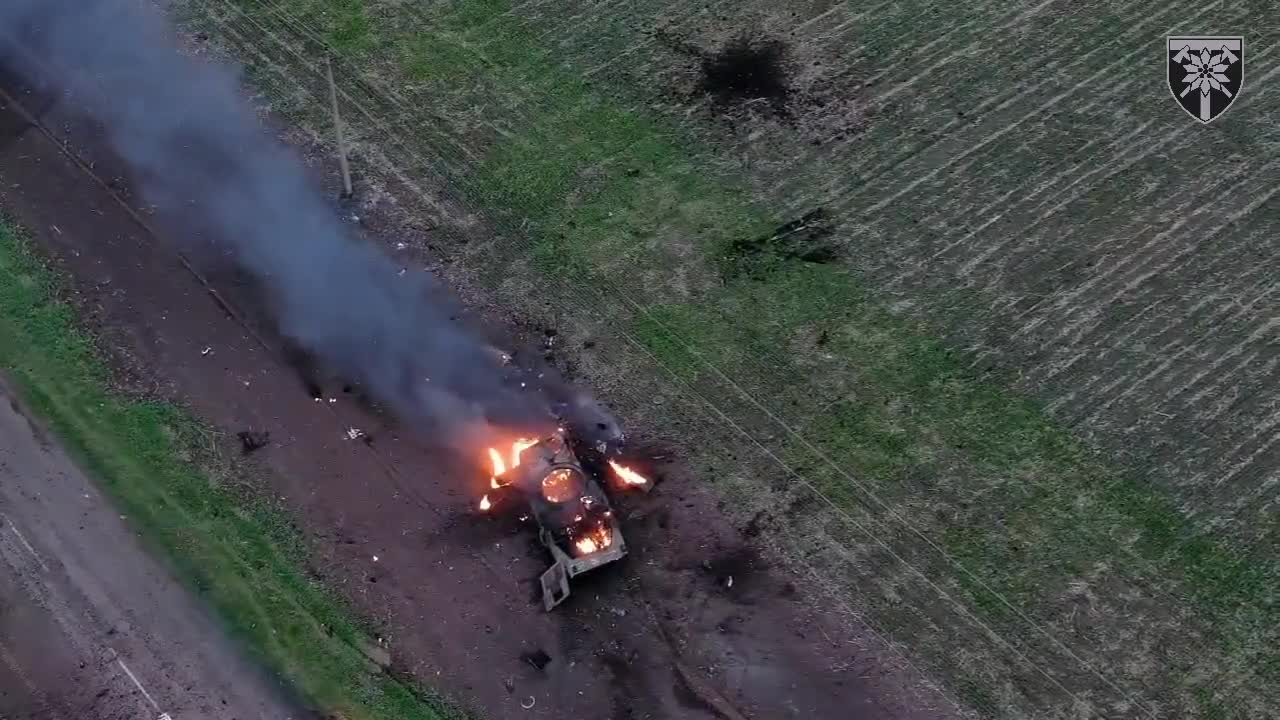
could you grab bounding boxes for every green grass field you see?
[39,0,1278,717]
[0,221,461,720]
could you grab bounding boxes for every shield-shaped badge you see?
[1168,36,1243,123]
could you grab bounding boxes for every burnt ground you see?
[654,29,869,146]
[0,69,957,720]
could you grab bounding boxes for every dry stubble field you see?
[171,0,1279,717]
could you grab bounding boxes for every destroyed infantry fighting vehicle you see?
[479,432,649,610]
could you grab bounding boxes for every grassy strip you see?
[0,220,461,720]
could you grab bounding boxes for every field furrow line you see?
[793,0,1035,106]
[883,120,1162,286]
[1034,250,1278,387]
[936,86,1249,283]
[864,0,1060,107]
[1210,396,1280,489]
[792,2,847,34]
[1025,162,1280,351]
[964,152,1252,316]
[1180,334,1280,416]
[1220,463,1280,529]
[579,3,715,78]
[1009,149,1280,345]
[1033,303,1179,394]
[1059,266,1279,424]
[1194,356,1276,428]
[210,13,474,215]
[229,0,490,162]
[764,0,1183,206]
[816,0,1212,221]
[1148,290,1280,409]
[945,125,1191,280]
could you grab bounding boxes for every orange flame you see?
[608,461,649,487]
[479,494,492,511]
[573,523,613,556]
[488,447,506,477]
[488,438,540,480]
[511,437,539,467]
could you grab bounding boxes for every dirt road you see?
[0,379,305,720]
[0,44,960,720]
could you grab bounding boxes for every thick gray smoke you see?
[0,0,607,443]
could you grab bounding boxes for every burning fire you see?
[487,447,506,477]
[541,468,580,504]
[480,437,539,511]
[573,522,613,555]
[486,437,540,493]
[608,460,649,487]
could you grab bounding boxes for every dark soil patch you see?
[704,546,764,591]
[656,30,793,120]
[519,648,552,672]
[655,27,868,147]
[699,36,791,116]
[723,207,838,278]
[237,429,271,454]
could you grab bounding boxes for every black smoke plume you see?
[0,0,619,445]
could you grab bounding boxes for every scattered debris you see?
[200,346,212,356]
[521,696,536,710]
[346,427,364,441]
[236,430,270,455]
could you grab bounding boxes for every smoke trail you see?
[0,0,578,442]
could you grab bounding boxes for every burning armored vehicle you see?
[479,432,649,610]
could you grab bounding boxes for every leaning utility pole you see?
[325,57,353,198]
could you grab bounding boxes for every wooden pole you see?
[326,57,353,198]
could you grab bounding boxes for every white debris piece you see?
[200,346,212,356]
[346,427,364,440]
